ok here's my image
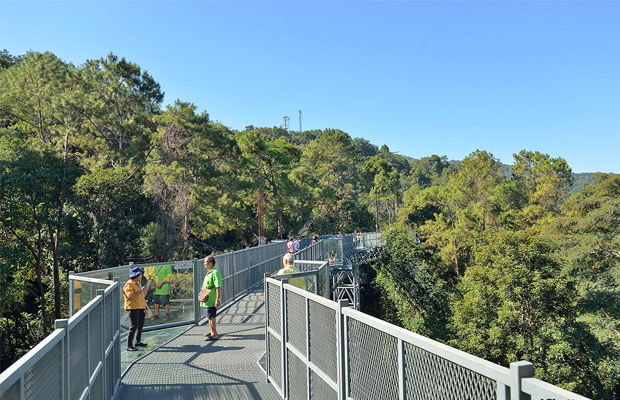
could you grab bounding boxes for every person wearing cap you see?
[124,267,149,351]
[201,256,222,341]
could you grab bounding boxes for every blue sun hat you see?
[129,267,145,278]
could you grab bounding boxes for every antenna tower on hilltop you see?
[298,110,302,132]
[282,115,290,132]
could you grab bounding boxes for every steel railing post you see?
[96,289,106,400]
[315,271,320,295]
[113,277,121,391]
[325,262,330,300]
[68,272,74,317]
[280,279,287,398]
[55,319,69,400]
[231,253,236,300]
[264,274,270,384]
[337,299,349,400]
[193,259,201,324]
[398,338,405,400]
[305,296,311,399]
[510,361,533,400]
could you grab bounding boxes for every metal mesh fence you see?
[286,291,307,357]
[90,369,103,400]
[104,293,113,345]
[287,348,307,400]
[69,317,88,400]
[89,302,102,376]
[310,369,338,400]
[347,317,400,400]
[105,349,114,399]
[1,279,121,400]
[268,333,282,390]
[113,287,120,333]
[309,300,338,382]
[0,379,20,400]
[235,269,248,295]
[23,340,63,400]
[113,338,120,386]
[318,266,328,298]
[404,342,497,400]
[267,282,281,333]
[250,264,263,287]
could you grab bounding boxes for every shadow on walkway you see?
[116,286,279,400]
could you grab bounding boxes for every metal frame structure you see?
[0,232,379,400]
[265,276,591,400]
[0,277,121,400]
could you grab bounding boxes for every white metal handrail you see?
[0,276,121,400]
[265,275,591,400]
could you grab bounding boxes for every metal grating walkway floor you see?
[116,286,280,400]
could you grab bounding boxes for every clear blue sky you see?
[1,1,619,173]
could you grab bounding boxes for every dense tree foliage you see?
[1,50,618,397]
[370,156,620,397]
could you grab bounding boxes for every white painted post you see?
[337,299,349,400]
[510,361,533,400]
[96,289,106,399]
[55,319,69,400]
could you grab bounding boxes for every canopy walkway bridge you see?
[0,233,590,400]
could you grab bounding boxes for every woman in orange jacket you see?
[124,267,150,351]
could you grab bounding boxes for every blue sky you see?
[1,1,619,173]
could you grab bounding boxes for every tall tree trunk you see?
[394,195,398,220]
[277,210,283,239]
[182,212,189,260]
[374,197,379,231]
[453,238,460,278]
[385,199,392,225]
[49,226,61,320]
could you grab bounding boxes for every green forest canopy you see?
[0,50,618,398]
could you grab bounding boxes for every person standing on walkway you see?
[202,255,222,341]
[287,236,295,253]
[153,264,173,321]
[277,253,304,289]
[294,237,300,252]
[124,267,149,351]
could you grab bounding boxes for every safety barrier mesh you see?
[105,350,114,398]
[286,291,307,357]
[235,269,249,295]
[222,278,233,303]
[403,342,496,400]
[268,282,281,333]
[0,379,20,400]
[347,317,399,400]
[113,287,120,333]
[287,348,307,400]
[310,369,338,400]
[268,333,282,389]
[90,369,103,400]
[69,317,88,400]
[113,339,120,385]
[309,300,338,382]
[104,294,113,344]
[250,264,263,287]
[89,302,102,375]
[23,340,62,400]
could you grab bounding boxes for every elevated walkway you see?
[117,286,278,399]
[1,232,590,400]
